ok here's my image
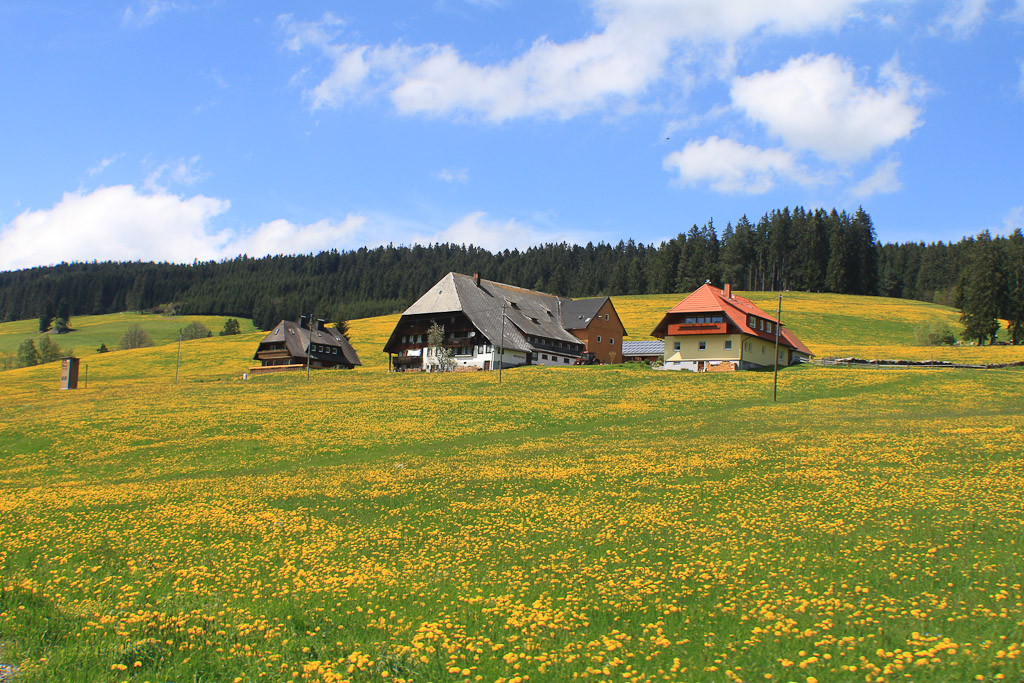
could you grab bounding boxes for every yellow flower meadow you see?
[0,293,1022,682]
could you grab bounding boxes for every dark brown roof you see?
[255,320,361,366]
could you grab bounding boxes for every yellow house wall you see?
[662,333,793,368]
[739,335,790,367]
[664,334,743,361]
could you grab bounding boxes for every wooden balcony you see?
[666,322,727,336]
[393,356,422,367]
[443,336,474,347]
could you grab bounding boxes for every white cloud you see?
[0,186,585,270]
[121,1,185,27]
[730,54,924,163]
[931,0,987,39]
[1002,206,1024,235]
[282,0,887,122]
[662,136,810,193]
[1008,0,1024,21]
[87,155,123,177]
[143,155,206,192]
[233,216,368,258]
[850,158,902,197]
[427,211,591,252]
[435,168,469,184]
[0,186,230,270]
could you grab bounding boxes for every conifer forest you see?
[1,206,1021,343]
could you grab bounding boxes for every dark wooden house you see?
[253,315,361,372]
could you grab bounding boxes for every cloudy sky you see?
[2,0,1022,270]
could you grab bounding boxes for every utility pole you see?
[773,294,783,403]
[175,329,182,384]
[498,299,506,385]
[306,312,313,381]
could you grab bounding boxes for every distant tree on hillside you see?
[97,343,109,353]
[53,317,69,334]
[38,336,63,363]
[180,321,211,340]
[959,231,1003,345]
[17,339,40,367]
[328,305,349,340]
[119,324,153,350]
[1005,228,1024,345]
[38,312,53,334]
[219,318,241,336]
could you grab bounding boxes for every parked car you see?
[574,352,602,365]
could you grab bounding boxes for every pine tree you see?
[220,318,242,336]
[328,305,349,340]
[959,232,1003,345]
[1004,228,1024,344]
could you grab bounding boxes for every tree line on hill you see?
[0,206,1021,344]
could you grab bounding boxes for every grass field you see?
[0,313,258,360]
[1,293,1022,683]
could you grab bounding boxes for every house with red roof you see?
[650,283,812,372]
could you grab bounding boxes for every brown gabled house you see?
[253,315,361,372]
[561,297,628,364]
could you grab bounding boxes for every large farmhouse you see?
[383,272,628,371]
[253,315,361,372]
[651,283,811,372]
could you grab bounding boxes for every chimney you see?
[317,318,327,331]
[474,272,481,286]
[299,314,309,329]
[724,283,732,299]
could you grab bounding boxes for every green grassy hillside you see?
[1,295,1022,682]
[615,291,1020,363]
[0,312,258,360]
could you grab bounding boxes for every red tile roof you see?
[653,283,811,356]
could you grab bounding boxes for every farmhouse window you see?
[699,341,706,350]
[542,354,548,360]
[596,335,602,343]
[673,342,681,351]
[609,338,614,344]
[725,340,732,350]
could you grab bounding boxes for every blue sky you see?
[2,0,1022,270]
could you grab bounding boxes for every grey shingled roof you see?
[396,272,583,353]
[256,320,361,366]
[560,297,607,330]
